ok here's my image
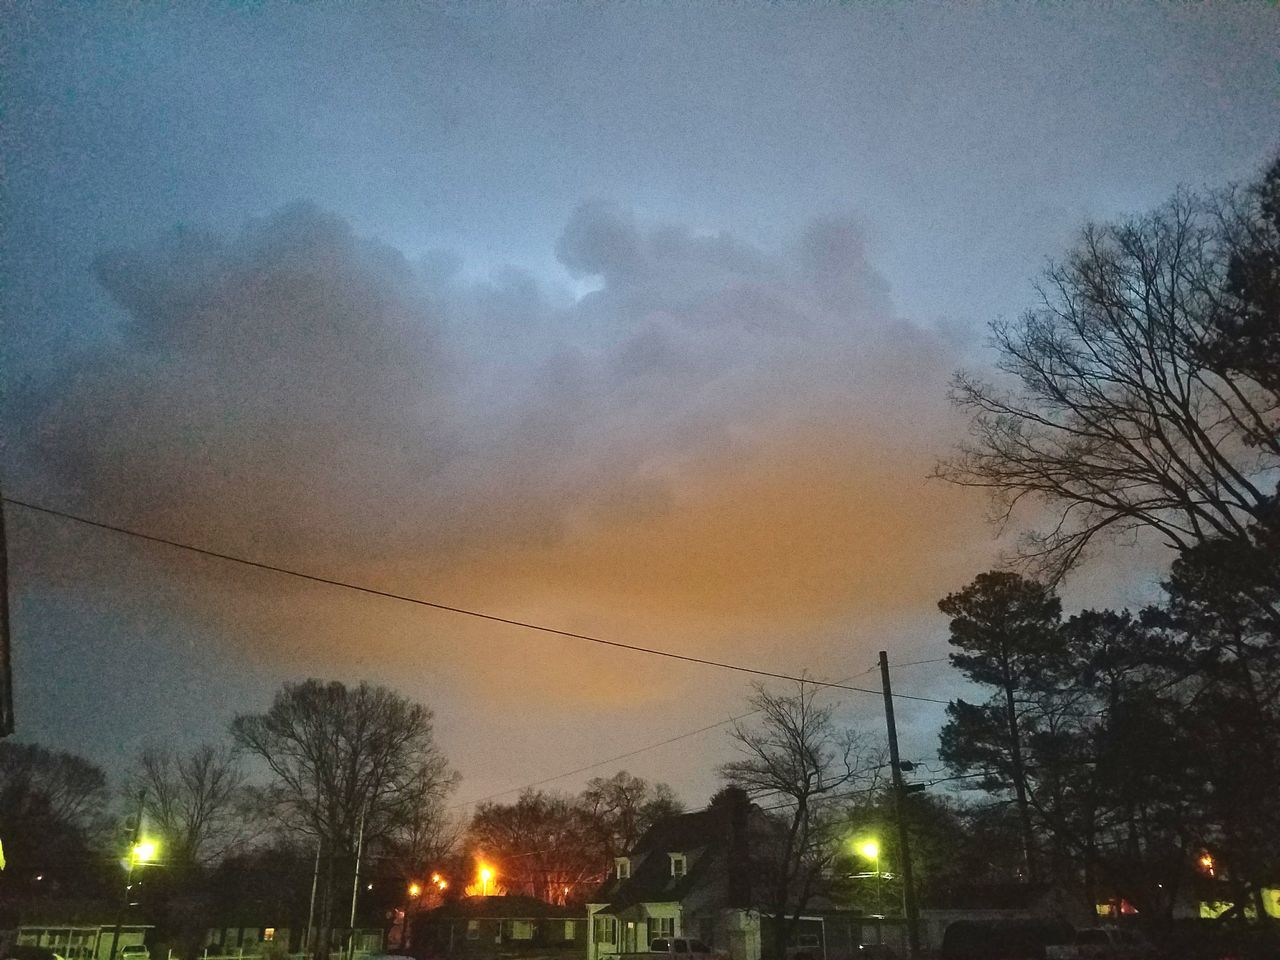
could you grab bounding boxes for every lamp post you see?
[857,840,882,944]
[858,841,882,914]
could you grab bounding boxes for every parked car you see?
[1045,928,1157,960]
[119,946,150,960]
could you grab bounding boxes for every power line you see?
[452,664,885,811]
[451,711,758,810]
[891,657,949,668]
[3,496,949,705]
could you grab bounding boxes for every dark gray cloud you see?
[4,0,1274,803]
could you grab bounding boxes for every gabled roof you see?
[631,807,728,855]
[593,805,737,912]
[419,895,582,920]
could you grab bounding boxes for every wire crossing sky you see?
[3,1,1276,805]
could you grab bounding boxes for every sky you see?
[2,1,1278,815]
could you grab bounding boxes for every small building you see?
[914,883,1088,953]
[201,923,382,958]
[410,895,585,960]
[13,924,152,960]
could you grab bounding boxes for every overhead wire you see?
[2,496,949,705]
[450,662,887,810]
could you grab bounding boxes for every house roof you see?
[593,805,736,912]
[419,895,582,920]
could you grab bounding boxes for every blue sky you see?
[3,1,1277,810]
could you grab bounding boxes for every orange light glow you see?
[1199,852,1216,876]
[408,882,422,897]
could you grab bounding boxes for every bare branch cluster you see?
[939,181,1279,579]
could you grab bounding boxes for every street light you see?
[130,840,159,865]
[857,839,883,936]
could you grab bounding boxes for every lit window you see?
[654,918,676,939]
[262,930,275,942]
[507,921,534,941]
[563,921,577,941]
[616,858,631,880]
[670,853,686,877]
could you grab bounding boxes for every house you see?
[11,923,152,960]
[201,921,383,957]
[587,792,765,960]
[410,895,585,959]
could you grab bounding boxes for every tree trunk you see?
[1002,676,1037,882]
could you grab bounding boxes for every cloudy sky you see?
[3,2,1277,811]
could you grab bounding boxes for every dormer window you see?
[616,857,631,880]
[669,853,687,877]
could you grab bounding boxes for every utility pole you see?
[304,835,322,957]
[0,487,15,738]
[879,651,921,958]
[347,804,367,960]
[108,790,147,960]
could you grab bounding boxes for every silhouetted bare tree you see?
[232,680,456,959]
[130,743,258,867]
[721,682,879,960]
[939,162,1280,579]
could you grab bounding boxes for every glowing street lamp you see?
[857,839,883,921]
[130,840,159,865]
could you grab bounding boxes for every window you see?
[594,917,617,944]
[653,918,676,939]
[467,920,480,940]
[262,929,275,943]
[616,857,631,879]
[506,921,534,941]
[669,853,687,877]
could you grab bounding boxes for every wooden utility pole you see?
[347,804,367,960]
[108,790,147,960]
[0,489,14,737]
[879,651,921,958]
